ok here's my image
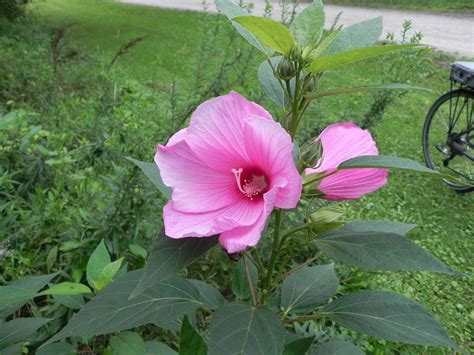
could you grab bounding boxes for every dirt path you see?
[119,0,474,58]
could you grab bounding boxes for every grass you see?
[324,0,474,13]
[2,0,473,353]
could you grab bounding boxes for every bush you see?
[0,0,28,21]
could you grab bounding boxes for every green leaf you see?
[46,271,203,344]
[179,316,207,355]
[145,341,177,355]
[215,0,273,56]
[53,294,85,310]
[325,17,383,55]
[129,244,148,259]
[316,230,455,274]
[338,155,449,177]
[281,264,339,314]
[130,235,218,299]
[311,29,341,59]
[0,343,22,355]
[310,44,416,74]
[290,0,324,47]
[39,282,92,296]
[86,239,111,289]
[231,255,258,300]
[0,273,56,317]
[125,157,172,199]
[0,318,51,350]
[258,57,286,108]
[46,245,58,272]
[322,291,459,349]
[93,257,125,291]
[189,280,225,310]
[234,16,296,55]
[305,83,430,100]
[283,336,315,355]
[310,340,364,355]
[36,342,76,355]
[110,331,146,355]
[209,303,285,355]
[340,220,417,236]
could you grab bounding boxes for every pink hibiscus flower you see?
[155,91,302,253]
[305,122,388,200]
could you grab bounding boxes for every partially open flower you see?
[305,122,388,200]
[155,91,302,253]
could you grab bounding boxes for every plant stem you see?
[278,222,311,248]
[263,209,283,301]
[243,253,257,307]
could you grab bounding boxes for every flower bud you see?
[299,139,323,169]
[308,206,345,234]
[277,57,295,81]
[303,75,317,92]
[290,46,302,62]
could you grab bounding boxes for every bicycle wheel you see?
[422,88,474,192]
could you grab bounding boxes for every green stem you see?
[263,209,283,302]
[243,253,257,307]
[278,222,311,249]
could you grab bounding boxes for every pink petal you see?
[317,168,388,200]
[155,139,241,213]
[243,117,302,208]
[304,122,388,200]
[218,183,280,253]
[164,198,264,239]
[185,91,272,172]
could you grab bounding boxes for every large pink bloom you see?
[155,91,302,253]
[305,122,388,200]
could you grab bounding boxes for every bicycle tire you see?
[422,88,474,193]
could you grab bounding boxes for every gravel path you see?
[118,0,474,57]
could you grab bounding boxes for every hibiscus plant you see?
[40,1,463,354]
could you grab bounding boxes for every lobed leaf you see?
[126,157,172,199]
[189,280,225,310]
[310,340,364,355]
[340,220,417,236]
[258,57,286,108]
[231,256,258,300]
[283,336,315,355]
[290,0,325,47]
[0,318,51,350]
[179,316,207,355]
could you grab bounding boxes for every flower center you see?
[231,168,269,200]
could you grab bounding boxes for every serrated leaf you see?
[36,342,76,355]
[86,239,111,289]
[340,220,417,236]
[283,336,315,355]
[310,340,364,355]
[130,235,218,299]
[305,83,430,100]
[310,44,416,74]
[145,341,177,355]
[0,318,51,350]
[316,230,455,274]
[93,257,124,291]
[179,316,207,355]
[325,17,383,55]
[215,0,273,56]
[39,282,92,296]
[322,291,459,349]
[0,273,57,317]
[290,0,324,47]
[231,256,258,300]
[46,271,203,344]
[125,157,172,199]
[189,280,225,310]
[110,331,146,355]
[281,264,339,314]
[209,303,285,355]
[234,16,296,55]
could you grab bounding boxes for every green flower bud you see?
[299,139,323,169]
[277,57,295,81]
[303,74,318,92]
[308,206,345,234]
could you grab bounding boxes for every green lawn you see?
[324,0,474,12]
[2,0,473,352]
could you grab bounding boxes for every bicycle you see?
[422,61,474,193]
